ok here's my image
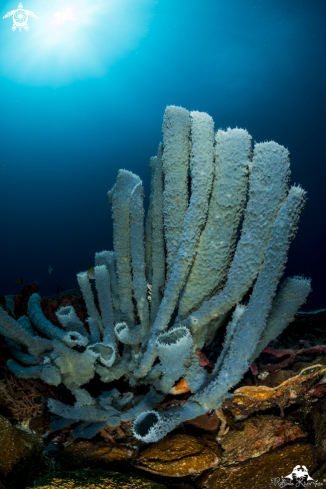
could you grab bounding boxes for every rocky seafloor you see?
[1,284,326,489]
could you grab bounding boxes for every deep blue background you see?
[0,0,325,311]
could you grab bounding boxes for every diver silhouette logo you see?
[3,3,38,31]
[271,464,323,487]
[284,465,314,484]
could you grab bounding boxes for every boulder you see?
[135,434,222,477]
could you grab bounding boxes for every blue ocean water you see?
[0,0,325,310]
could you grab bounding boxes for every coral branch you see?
[259,344,326,371]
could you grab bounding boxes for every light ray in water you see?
[0,0,155,87]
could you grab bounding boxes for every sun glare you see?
[0,0,155,87]
[50,7,76,26]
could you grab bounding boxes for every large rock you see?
[224,363,326,420]
[63,440,135,465]
[220,415,306,465]
[200,443,317,489]
[185,411,220,432]
[135,434,222,477]
[29,468,166,489]
[0,415,42,477]
[312,395,326,462]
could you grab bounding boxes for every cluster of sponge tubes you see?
[0,106,311,442]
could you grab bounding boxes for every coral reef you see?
[0,106,312,442]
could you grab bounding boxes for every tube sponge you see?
[17,315,35,336]
[249,276,312,364]
[136,110,215,378]
[48,398,117,423]
[94,265,116,348]
[132,400,205,443]
[5,339,39,365]
[156,326,193,372]
[162,106,191,280]
[77,272,103,333]
[28,294,88,348]
[120,387,164,422]
[184,352,209,393]
[72,421,108,439]
[87,342,116,367]
[155,325,193,393]
[149,143,165,327]
[69,386,95,407]
[109,170,141,326]
[95,251,121,324]
[2,104,311,444]
[55,306,89,339]
[129,181,150,339]
[178,128,251,319]
[7,358,61,386]
[198,185,306,411]
[209,305,247,383]
[132,183,307,442]
[114,322,141,345]
[186,141,291,332]
[145,156,156,282]
[0,305,52,358]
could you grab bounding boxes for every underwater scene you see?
[0,0,326,488]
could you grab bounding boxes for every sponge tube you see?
[94,265,116,348]
[55,306,89,339]
[72,421,108,439]
[28,294,88,348]
[162,106,191,280]
[130,182,150,339]
[209,305,247,383]
[17,315,35,336]
[155,326,193,393]
[87,317,101,344]
[136,110,215,378]
[120,387,164,422]
[133,185,307,442]
[249,275,312,364]
[77,272,103,333]
[132,400,204,443]
[95,251,121,324]
[87,342,116,367]
[6,339,39,365]
[198,185,306,411]
[7,358,61,386]
[186,141,291,332]
[150,143,165,327]
[184,352,209,393]
[109,170,141,325]
[114,322,141,345]
[0,306,52,358]
[48,398,118,423]
[178,128,251,319]
[145,155,156,281]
